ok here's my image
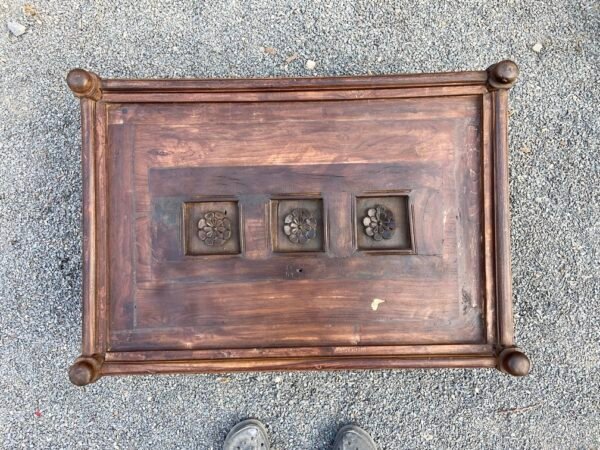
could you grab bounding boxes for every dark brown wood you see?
[270,196,325,253]
[183,201,241,255]
[354,193,413,253]
[67,69,102,101]
[68,354,104,386]
[67,62,529,385]
[498,348,531,376]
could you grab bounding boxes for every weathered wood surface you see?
[67,61,530,385]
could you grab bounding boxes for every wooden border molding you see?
[67,62,529,385]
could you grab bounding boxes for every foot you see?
[223,419,270,450]
[333,425,377,450]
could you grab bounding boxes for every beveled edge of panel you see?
[99,344,501,382]
[101,71,488,93]
[68,344,532,385]
[99,356,500,378]
[67,61,519,97]
[486,69,530,378]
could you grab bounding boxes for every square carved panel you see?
[354,194,414,253]
[183,201,241,255]
[67,61,532,386]
[270,197,325,253]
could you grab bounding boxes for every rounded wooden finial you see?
[68,355,103,386]
[69,361,94,386]
[66,69,102,100]
[67,69,93,93]
[487,60,519,89]
[499,348,531,376]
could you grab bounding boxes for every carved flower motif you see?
[362,205,395,241]
[198,211,232,246]
[283,208,317,244]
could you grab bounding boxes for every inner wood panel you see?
[106,95,485,351]
[130,96,478,170]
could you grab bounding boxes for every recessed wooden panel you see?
[67,62,531,386]
[270,197,325,253]
[354,194,413,253]
[183,201,241,256]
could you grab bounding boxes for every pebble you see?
[285,53,299,64]
[305,59,316,70]
[7,21,27,36]
[532,42,543,53]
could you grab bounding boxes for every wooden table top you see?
[66,61,530,386]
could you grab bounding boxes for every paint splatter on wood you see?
[371,298,385,311]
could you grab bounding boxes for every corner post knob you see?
[498,348,531,376]
[487,60,519,90]
[66,69,102,100]
[68,354,104,386]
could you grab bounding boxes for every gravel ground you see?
[1,1,599,449]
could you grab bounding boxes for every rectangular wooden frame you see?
[66,61,530,386]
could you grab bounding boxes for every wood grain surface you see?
[67,62,530,385]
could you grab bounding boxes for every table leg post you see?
[498,347,531,376]
[69,354,104,386]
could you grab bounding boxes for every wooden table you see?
[67,61,530,386]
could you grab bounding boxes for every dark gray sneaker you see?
[333,425,377,450]
[223,419,270,450]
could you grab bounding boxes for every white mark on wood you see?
[371,298,385,311]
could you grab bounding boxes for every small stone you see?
[285,53,299,64]
[421,432,434,441]
[23,4,38,16]
[7,21,27,36]
[520,145,531,153]
[305,59,316,70]
[532,42,543,53]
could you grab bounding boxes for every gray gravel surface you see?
[1,1,599,449]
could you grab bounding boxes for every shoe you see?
[223,419,270,450]
[333,425,377,450]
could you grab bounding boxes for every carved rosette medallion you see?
[283,208,317,244]
[198,211,232,246]
[362,205,396,241]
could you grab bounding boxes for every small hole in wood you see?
[297,268,303,273]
